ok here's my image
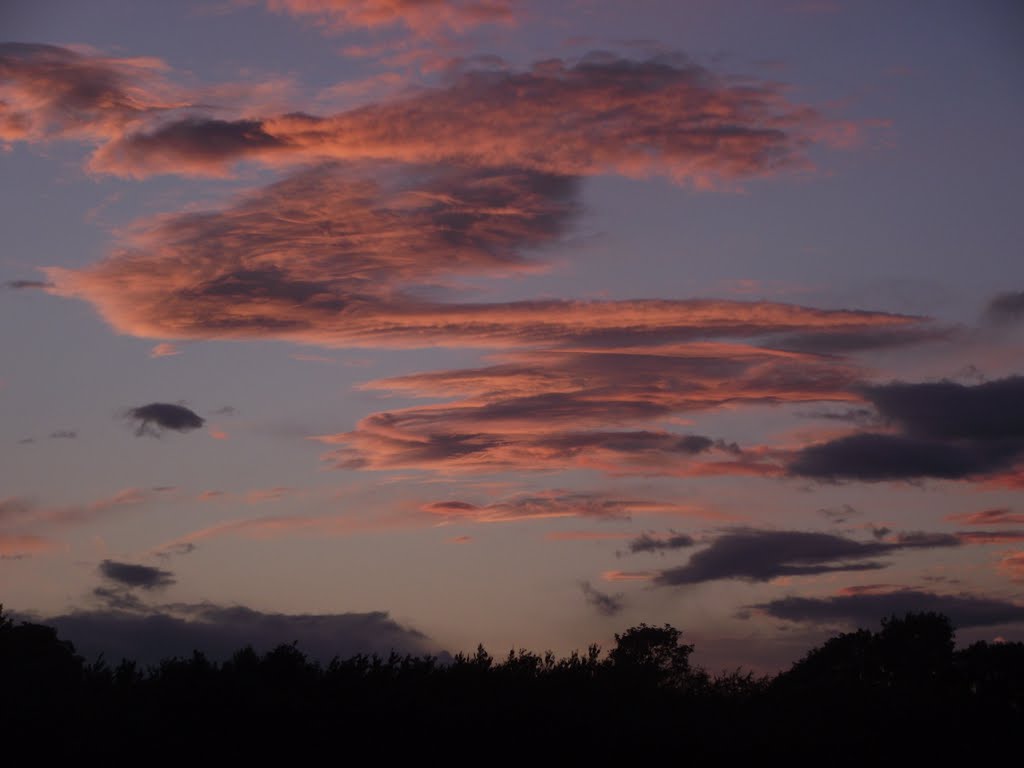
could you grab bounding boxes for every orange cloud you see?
[313,341,878,475]
[90,53,823,184]
[544,530,634,542]
[266,0,515,35]
[946,508,1024,526]
[601,569,655,582]
[999,551,1024,582]
[420,490,711,523]
[0,534,58,558]
[0,43,177,144]
[49,158,921,351]
[149,342,181,357]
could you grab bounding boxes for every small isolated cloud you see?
[753,588,1024,629]
[149,342,181,358]
[984,291,1024,325]
[580,580,625,616]
[652,528,961,587]
[626,530,696,554]
[98,559,176,589]
[48,429,77,439]
[5,279,53,290]
[126,402,205,436]
[450,535,472,544]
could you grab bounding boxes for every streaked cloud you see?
[652,528,962,587]
[753,588,1024,629]
[41,602,438,666]
[0,43,175,143]
[90,52,822,184]
[946,508,1024,526]
[265,0,516,35]
[420,490,701,523]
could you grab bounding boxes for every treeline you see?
[2,609,1022,761]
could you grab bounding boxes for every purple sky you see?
[2,0,1023,671]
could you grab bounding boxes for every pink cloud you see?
[266,0,516,35]
[0,534,59,558]
[420,490,711,523]
[946,508,1024,526]
[0,43,177,144]
[999,551,1024,583]
[89,53,824,184]
[149,342,181,357]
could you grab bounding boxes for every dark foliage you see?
[1,606,1021,762]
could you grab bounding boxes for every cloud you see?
[420,490,697,523]
[48,430,77,439]
[0,43,175,143]
[789,376,1024,481]
[5,279,54,290]
[1000,552,1024,582]
[90,52,821,183]
[315,342,900,475]
[149,342,181,358]
[984,291,1024,325]
[862,376,1024,441]
[266,0,515,36]
[626,531,696,554]
[753,588,1024,629]
[90,116,290,179]
[946,508,1024,525]
[580,580,625,616]
[652,528,961,587]
[126,403,205,436]
[0,534,58,558]
[41,602,439,665]
[98,559,176,589]
[955,531,1024,545]
[0,488,150,529]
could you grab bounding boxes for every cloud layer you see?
[41,602,437,665]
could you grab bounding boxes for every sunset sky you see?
[2,0,1023,671]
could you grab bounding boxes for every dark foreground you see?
[2,609,1021,762]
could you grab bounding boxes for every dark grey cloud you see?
[653,528,960,586]
[42,603,438,665]
[985,291,1024,325]
[48,429,77,439]
[92,586,148,612]
[789,432,1024,481]
[789,376,1024,481]
[863,376,1024,441]
[5,279,54,290]
[580,581,624,616]
[754,589,1024,629]
[627,531,696,554]
[98,559,176,590]
[126,403,205,436]
[100,117,288,171]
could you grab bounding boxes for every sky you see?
[2,0,1023,672]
